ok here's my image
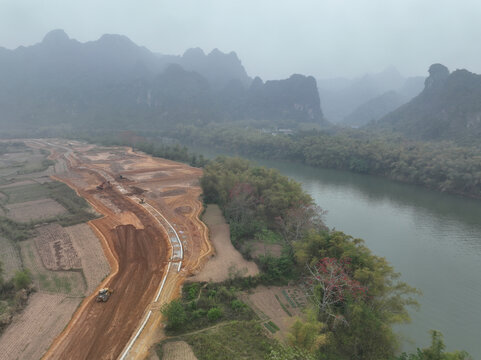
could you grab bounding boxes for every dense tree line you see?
[200,157,448,359]
[176,125,481,198]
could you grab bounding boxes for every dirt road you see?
[34,140,212,360]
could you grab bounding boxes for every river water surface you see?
[192,147,481,356]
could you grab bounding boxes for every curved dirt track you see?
[45,188,168,360]
[34,140,213,360]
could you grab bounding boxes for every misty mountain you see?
[341,77,425,127]
[371,64,481,143]
[318,67,424,124]
[341,91,406,127]
[176,48,252,89]
[0,30,325,134]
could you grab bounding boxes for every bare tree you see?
[276,203,326,247]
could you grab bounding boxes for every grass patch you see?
[53,275,72,294]
[38,273,51,289]
[183,320,277,360]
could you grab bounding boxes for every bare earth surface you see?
[0,293,81,360]
[190,204,259,282]
[249,241,283,258]
[162,341,198,360]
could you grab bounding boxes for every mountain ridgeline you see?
[0,30,326,135]
[372,64,481,144]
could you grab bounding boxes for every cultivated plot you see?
[66,223,110,294]
[20,238,85,295]
[0,236,21,280]
[0,293,81,360]
[6,198,67,222]
[162,341,198,360]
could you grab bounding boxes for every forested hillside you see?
[372,64,481,144]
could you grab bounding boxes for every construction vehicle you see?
[96,288,113,302]
[139,198,145,204]
[96,180,111,191]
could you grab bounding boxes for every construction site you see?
[10,140,213,360]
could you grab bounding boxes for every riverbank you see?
[199,152,481,357]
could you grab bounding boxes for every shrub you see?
[185,283,200,301]
[207,307,223,321]
[13,270,32,290]
[231,299,247,312]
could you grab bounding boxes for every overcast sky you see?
[1,0,480,80]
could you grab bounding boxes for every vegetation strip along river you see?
[192,146,481,357]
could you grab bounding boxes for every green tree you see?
[288,308,328,353]
[13,269,31,290]
[396,331,472,360]
[161,300,187,330]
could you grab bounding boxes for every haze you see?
[1,0,481,79]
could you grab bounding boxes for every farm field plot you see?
[34,224,82,271]
[0,179,36,188]
[240,286,306,338]
[65,223,110,294]
[0,292,81,360]
[162,341,198,360]
[190,204,258,282]
[0,140,108,360]
[0,183,50,204]
[20,238,85,295]
[6,198,67,222]
[0,236,21,280]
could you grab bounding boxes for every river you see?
[190,146,481,357]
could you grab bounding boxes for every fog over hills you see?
[370,63,481,144]
[318,67,424,125]
[0,30,326,135]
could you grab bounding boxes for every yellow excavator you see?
[96,288,113,302]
